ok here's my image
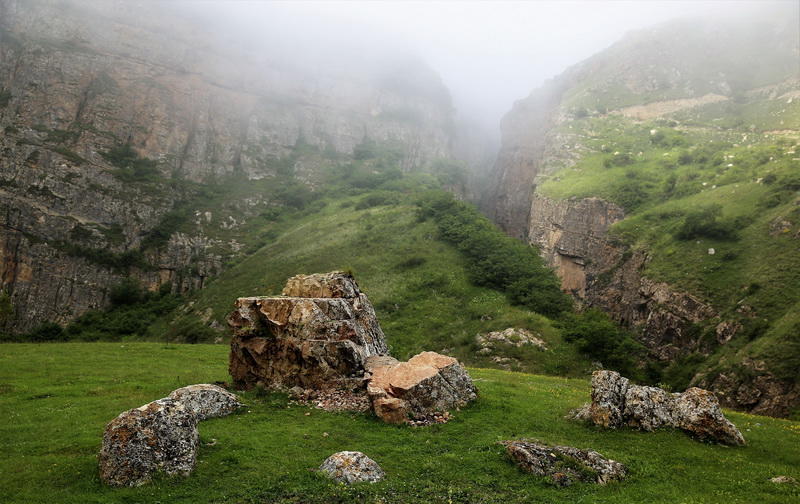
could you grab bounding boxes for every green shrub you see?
[101,144,160,182]
[109,278,144,306]
[355,192,400,210]
[560,309,643,377]
[0,88,11,108]
[416,191,571,317]
[675,204,738,241]
[24,322,67,342]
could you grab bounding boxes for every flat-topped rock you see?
[228,272,388,390]
[366,351,477,424]
[582,370,745,445]
[168,384,243,421]
[282,271,362,298]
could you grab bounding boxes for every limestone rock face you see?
[228,272,388,390]
[503,440,626,486]
[584,370,745,445]
[168,384,244,421]
[366,351,477,424]
[319,451,385,484]
[99,399,199,487]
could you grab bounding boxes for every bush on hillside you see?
[560,309,643,378]
[675,204,738,241]
[416,191,572,317]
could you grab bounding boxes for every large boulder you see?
[168,384,244,420]
[366,351,477,424]
[503,440,626,486]
[99,385,243,486]
[228,272,389,390]
[99,398,199,487]
[319,451,385,484]
[582,370,745,445]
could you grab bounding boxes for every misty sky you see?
[193,1,794,132]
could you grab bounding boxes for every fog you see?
[180,0,793,135]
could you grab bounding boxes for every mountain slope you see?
[0,0,457,333]
[487,8,800,417]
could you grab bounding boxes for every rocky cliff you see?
[0,0,458,332]
[487,9,800,416]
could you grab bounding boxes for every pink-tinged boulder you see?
[366,351,477,424]
[228,272,388,390]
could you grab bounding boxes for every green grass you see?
[153,196,587,376]
[0,343,797,503]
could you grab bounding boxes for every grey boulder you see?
[319,451,385,484]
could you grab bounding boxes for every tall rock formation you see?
[0,0,457,332]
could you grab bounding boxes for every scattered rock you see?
[366,351,477,424]
[476,327,548,355]
[319,451,385,484]
[579,370,745,445]
[502,440,626,486]
[99,398,199,487]
[770,475,797,484]
[99,385,243,486]
[228,271,389,390]
[168,384,244,420]
[292,387,371,412]
[714,321,741,345]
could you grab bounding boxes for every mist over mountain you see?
[1,1,799,502]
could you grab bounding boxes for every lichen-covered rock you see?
[366,351,477,424]
[503,440,626,486]
[228,272,388,390]
[319,451,385,484]
[673,387,745,445]
[168,384,243,421]
[99,399,198,487]
[476,327,548,355]
[582,370,745,445]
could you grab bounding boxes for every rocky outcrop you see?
[476,327,547,355]
[366,351,477,424]
[582,370,745,445]
[0,0,457,333]
[503,440,626,486]
[99,384,242,486]
[99,398,198,487]
[227,272,388,390]
[319,451,385,484]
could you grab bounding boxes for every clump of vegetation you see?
[416,191,572,318]
[101,144,161,182]
[674,204,738,241]
[0,88,11,107]
[560,309,644,378]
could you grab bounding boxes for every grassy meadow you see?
[0,343,798,503]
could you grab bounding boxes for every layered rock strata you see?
[227,272,388,390]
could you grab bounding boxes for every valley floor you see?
[0,343,798,503]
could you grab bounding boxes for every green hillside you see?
[538,79,800,399]
[0,343,798,504]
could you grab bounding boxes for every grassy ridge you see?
[0,343,798,503]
